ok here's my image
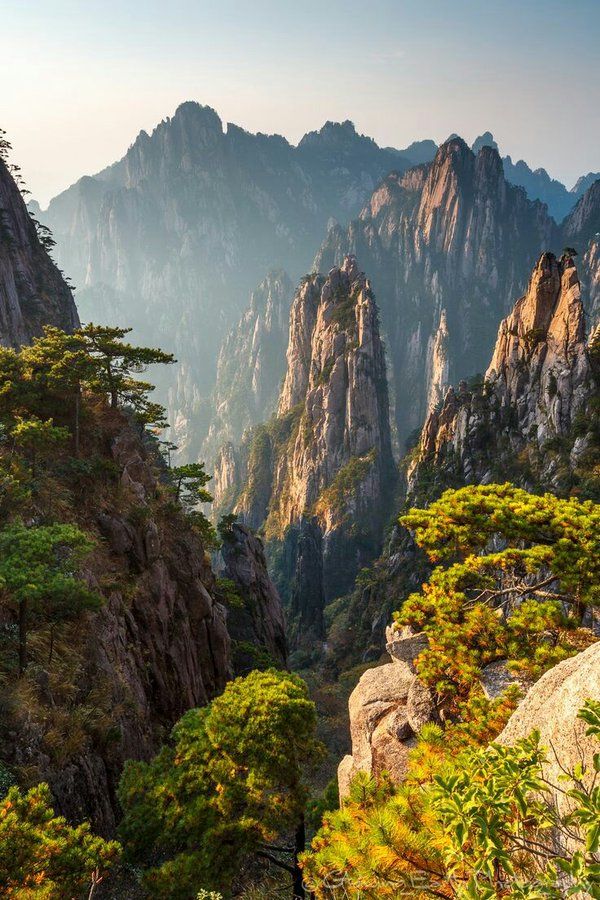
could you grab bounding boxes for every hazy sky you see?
[3,0,599,206]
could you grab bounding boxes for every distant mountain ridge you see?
[38,104,598,460]
[39,101,415,457]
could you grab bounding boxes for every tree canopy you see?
[118,669,324,897]
[396,484,598,710]
[0,522,101,673]
[0,782,120,898]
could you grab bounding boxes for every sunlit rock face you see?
[316,138,557,444]
[408,253,596,495]
[227,256,396,648]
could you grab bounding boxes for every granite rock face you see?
[40,103,411,457]
[216,522,287,673]
[316,138,557,443]
[0,158,79,346]
[338,627,436,801]
[498,642,600,816]
[408,253,595,494]
[7,420,231,835]
[229,256,396,645]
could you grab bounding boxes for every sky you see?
[2,0,599,206]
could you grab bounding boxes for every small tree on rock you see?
[0,522,102,673]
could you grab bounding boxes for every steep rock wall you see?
[0,158,79,346]
[408,253,596,496]
[316,139,556,443]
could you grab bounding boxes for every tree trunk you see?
[293,815,306,899]
[18,598,27,675]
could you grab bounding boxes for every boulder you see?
[498,642,600,814]
[406,678,438,732]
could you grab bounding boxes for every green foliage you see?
[0,521,101,673]
[217,511,238,541]
[303,701,600,899]
[215,576,244,609]
[167,461,218,547]
[170,462,213,507]
[0,782,120,897]
[306,777,340,833]
[0,762,16,798]
[76,323,175,424]
[397,484,598,710]
[330,287,358,331]
[11,415,69,477]
[118,669,325,896]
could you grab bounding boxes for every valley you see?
[1,62,599,900]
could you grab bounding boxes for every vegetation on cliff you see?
[302,701,600,898]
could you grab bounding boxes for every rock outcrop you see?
[0,158,79,346]
[498,642,600,815]
[316,138,557,443]
[338,625,436,800]
[216,522,287,673]
[229,256,396,645]
[408,253,596,496]
[40,103,411,457]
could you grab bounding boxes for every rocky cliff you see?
[316,138,557,443]
[408,253,597,497]
[498,641,600,815]
[216,522,287,674]
[338,625,436,800]
[40,103,411,457]
[5,415,231,835]
[563,177,600,327]
[5,414,288,835]
[202,270,293,464]
[220,256,396,648]
[0,157,79,346]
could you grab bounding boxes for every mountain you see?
[393,139,438,166]
[408,252,597,499]
[563,178,600,326]
[323,251,600,674]
[215,256,395,650]
[470,131,599,221]
[316,138,557,444]
[201,269,294,464]
[40,103,411,457]
[0,157,79,346]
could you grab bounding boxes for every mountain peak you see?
[471,131,499,154]
[298,119,376,152]
[172,100,222,127]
